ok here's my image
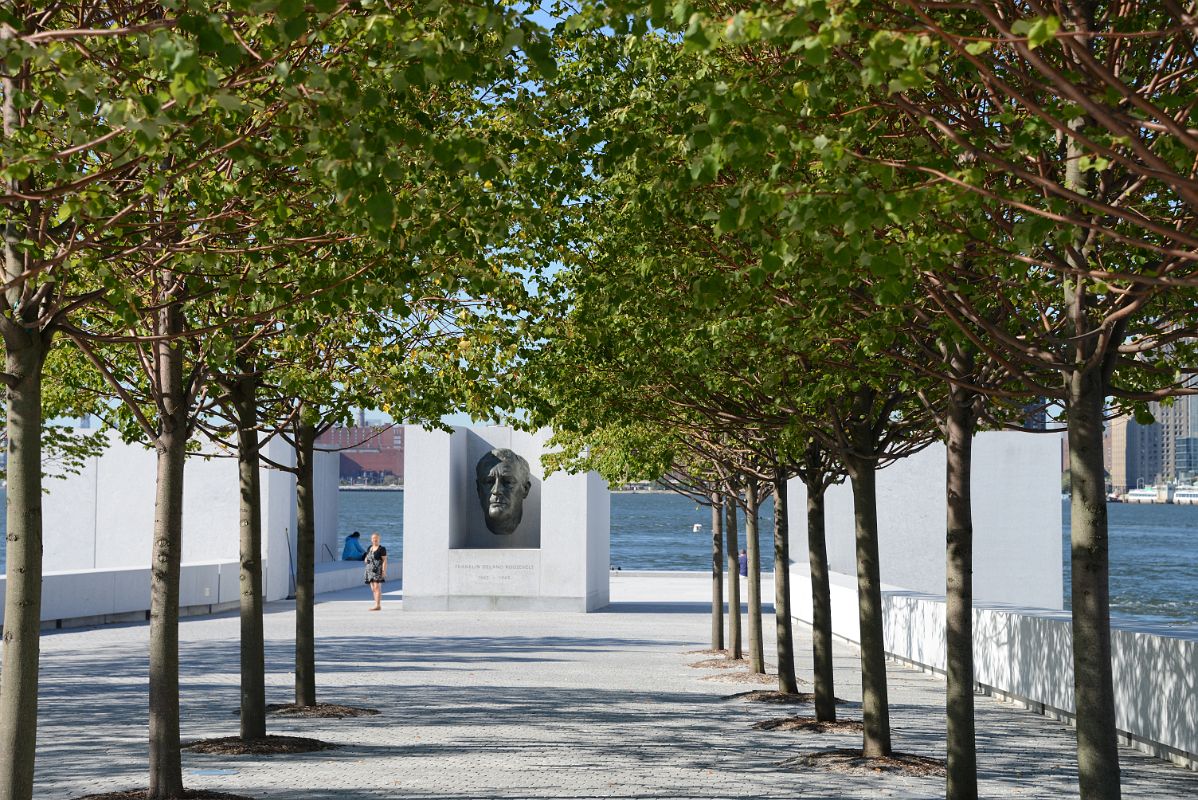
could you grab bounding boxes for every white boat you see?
[1125,486,1167,504]
[1173,486,1198,505]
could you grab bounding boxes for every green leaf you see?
[524,37,558,78]
[964,40,992,56]
[282,14,308,41]
[715,205,738,235]
[683,14,711,52]
[691,274,724,308]
[1078,154,1111,173]
[501,28,524,55]
[1011,16,1060,50]
[365,191,395,228]
[276,0,305,18]
[804,40,827,66]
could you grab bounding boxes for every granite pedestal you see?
[402,425,610,611]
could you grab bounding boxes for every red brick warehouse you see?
[316,424,404,484]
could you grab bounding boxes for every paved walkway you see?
[31,573,1198,798]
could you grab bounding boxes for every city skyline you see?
[1105,393,1198,492]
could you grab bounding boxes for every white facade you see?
[787,431,1063,609]
[0,431,340,626]
[402,425,610,612]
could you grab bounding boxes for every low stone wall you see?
[0,559,400,631]
[316,560,391,595]
[1,561,244,630]
[789,565,1198,770]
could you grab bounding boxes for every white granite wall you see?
[0,431,338,625]
[787,430,1063,609]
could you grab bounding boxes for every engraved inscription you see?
[448,558,538,596]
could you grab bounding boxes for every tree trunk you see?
[0,335,47,800]
[1068,368,1121,799]
[294,422,318,707]
[845,455,891,758]
[945,399,977,800]
[0,31,48,800]
[1059,24,1121,789]
[710,493,723,651]
[233,374,265,740]
[772,469,798,695]
[724,494,741,659]
[148,309,186,800]
[805,477,836,722]
[745,481,765,674]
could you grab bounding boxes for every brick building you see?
[316,424,404,484]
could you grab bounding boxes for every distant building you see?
[1023,401,1048,431]
[316,424,404,485]
[1101,389,1198,491]
[1182,391,1198,483]
[1176,436,1198,483]
[1149,396,1193,483]
[1101,424,1112,477]
[1106,413,1160,494]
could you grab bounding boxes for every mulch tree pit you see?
[780,748,946,777]
[723,690,849,704]
[77,791,254,800]
[702,671,780,685]
[689,657,750,669]
[183,735,337,756]
[265,703,379,719]
[753,716,865,734]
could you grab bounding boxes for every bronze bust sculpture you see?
[475,448,532,535]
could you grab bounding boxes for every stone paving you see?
[28,572,1198,798]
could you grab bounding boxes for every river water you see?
[336,490,775,572]
[339,492,1198,626]
[1061,500,1198,626]
[2,491,1194,625]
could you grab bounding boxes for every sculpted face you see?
[475,449,532,535]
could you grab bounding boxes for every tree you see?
[0,4,362,794]
[794,438,844,721]
[510,16,867,706]
[642,454,731,653]
[257,292,498,709]
[562,4,1147,780]
[202,342,274,739]
[710,491,724,651]
[4,4,557,795]
[545,421,733,650]
[742,477,766,673]
[725,4,1198,793]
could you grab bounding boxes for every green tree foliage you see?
[1,3,556,798]
[523,5,1198,796]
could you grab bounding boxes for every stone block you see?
[402,425,609,612]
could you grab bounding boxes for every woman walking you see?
[364,532,388,611]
